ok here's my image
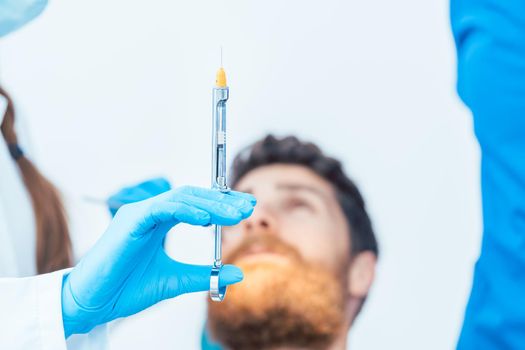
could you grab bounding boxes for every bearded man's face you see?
[207,164,377,350]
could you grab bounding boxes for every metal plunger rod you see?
[214,226,222,267]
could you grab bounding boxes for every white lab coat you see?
[0,96,109,349]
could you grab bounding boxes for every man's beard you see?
[207,234,346,350]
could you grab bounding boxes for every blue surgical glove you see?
[61,186,256,338]
[107,177,172,217]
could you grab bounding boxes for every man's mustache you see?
[224,234,304,265]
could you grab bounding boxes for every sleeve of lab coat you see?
[0,270,110,350]
[451,0,525,348]
[0,270,68,350]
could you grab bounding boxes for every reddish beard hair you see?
[207,234,346,350]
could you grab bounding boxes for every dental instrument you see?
[209,62,230,302]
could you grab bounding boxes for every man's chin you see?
[207,257,345,350]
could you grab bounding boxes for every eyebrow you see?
[239,183,330,204]
[275,183,330,203]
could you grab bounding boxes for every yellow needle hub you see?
[216,67,227,88]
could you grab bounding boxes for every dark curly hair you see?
[230,134,378,257]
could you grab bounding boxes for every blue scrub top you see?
[452,0,525,348]
[201,326,222,350]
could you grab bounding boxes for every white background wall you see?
[0,0,481,349]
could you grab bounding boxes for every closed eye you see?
[284,197,314,211]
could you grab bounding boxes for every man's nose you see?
[243,207,276,234]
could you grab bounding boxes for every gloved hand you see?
[106,177,172,217]
[61,186,256,338]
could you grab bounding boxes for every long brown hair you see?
[0,86,72,274]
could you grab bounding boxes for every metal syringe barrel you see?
[209,67,229,301]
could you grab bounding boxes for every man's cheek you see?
[296,239,333,265]
[279,228,314,255]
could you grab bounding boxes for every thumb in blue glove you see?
[61,185,256,338]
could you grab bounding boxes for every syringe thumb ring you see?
[210,266,226,302]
